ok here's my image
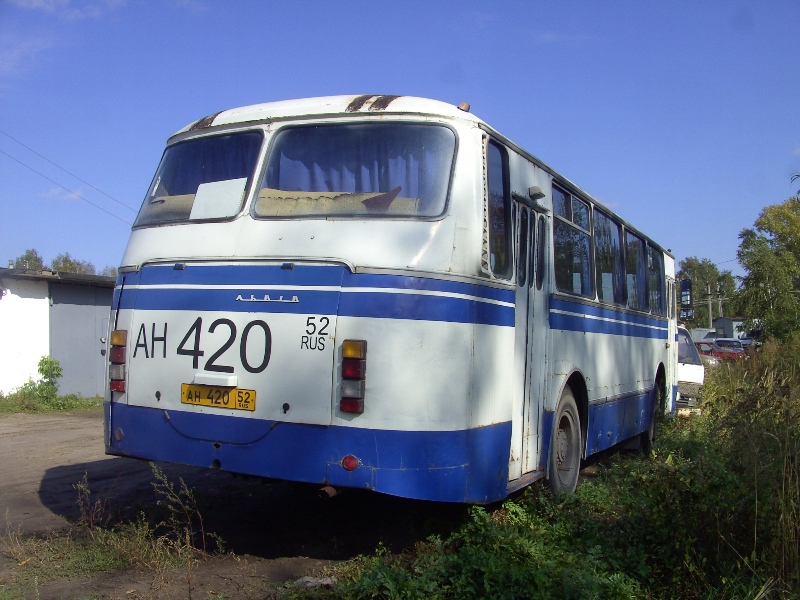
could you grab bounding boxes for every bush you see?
[0,356,100,412]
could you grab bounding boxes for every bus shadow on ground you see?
[38,457,469,560]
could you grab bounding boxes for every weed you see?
[1,510,27,564]
[1,465,225,598]
[73,473,105,538]
[150,462,214,555]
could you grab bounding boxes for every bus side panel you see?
[106,401,512,503]
[585,390,653,454]
[547,296,669,455]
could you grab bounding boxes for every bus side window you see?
[517,208,529,287]
[553,185,593,297]
[648,245,666,315]
[625,231,648,311]
[594,210,625,305]
[536,216,546,290]
[487,142,512,279]
[529,211,536,289]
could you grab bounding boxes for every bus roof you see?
[173,95,484,138]
[169,94,673,260]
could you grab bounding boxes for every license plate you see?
[180,384,256,411]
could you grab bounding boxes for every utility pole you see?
[707,283,713,328]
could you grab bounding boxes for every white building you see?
[0,268,114,397]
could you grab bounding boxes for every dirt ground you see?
[0,409,469,599]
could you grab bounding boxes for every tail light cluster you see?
[340,340,366,413]
[108,330,127,392]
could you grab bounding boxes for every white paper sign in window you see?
[189,178,247,220]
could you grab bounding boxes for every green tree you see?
[51,252,96,275]
[12,248,46,270]
[676,257,737,327]
[737,196,800,340]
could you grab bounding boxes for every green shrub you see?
[0,356,101,412]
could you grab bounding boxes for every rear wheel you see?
[548,385,582,495]
[641,376,665,452]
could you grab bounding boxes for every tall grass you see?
[700,338,800,593]
[288,338,799,600]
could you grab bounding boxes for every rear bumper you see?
[105,402,512,504]
[678,381,702,398]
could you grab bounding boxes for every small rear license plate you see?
[180,384,256,411]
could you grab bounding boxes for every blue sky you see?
[1,0,798,277]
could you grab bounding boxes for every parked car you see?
[695,340,745,360]
[677,327,704,407]
[715,338,746,352]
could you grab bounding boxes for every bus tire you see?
[641,376,665,452]
[548,385,581,495]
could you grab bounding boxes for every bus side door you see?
[509,200,550,480]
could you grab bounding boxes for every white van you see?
[677,326,704,407]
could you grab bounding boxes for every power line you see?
[0,129,137,213]
[0,148,132,225]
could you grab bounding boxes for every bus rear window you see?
[254,123,455,218]
[135,132,262,227]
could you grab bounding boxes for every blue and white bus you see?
[105,95,677,503]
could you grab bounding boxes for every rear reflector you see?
[342,455,359,470]
[109,380,126,392]
[341,379,365,399]
[109,364,125,380]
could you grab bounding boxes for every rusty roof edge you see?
[166,109,479,144]
[0,268,116,287]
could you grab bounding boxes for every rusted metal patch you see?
[369,95,401,111]
[189,111,223,131]
[346,95,374,112]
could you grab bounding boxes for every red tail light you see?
[340,340,366,414]
[341,358,366,379]
[109,330,127,392]
[109,346,126,364]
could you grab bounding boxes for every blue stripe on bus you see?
[129,264,516,304]
[550,298,667,328]
[118,265,516,327]
[550,312,668,339]
[341,271,514,303]
[549,297,668,339]
[338,291,514,326]
[137,263,346,287]
[105,402,513,504]
[122,288,342,315]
